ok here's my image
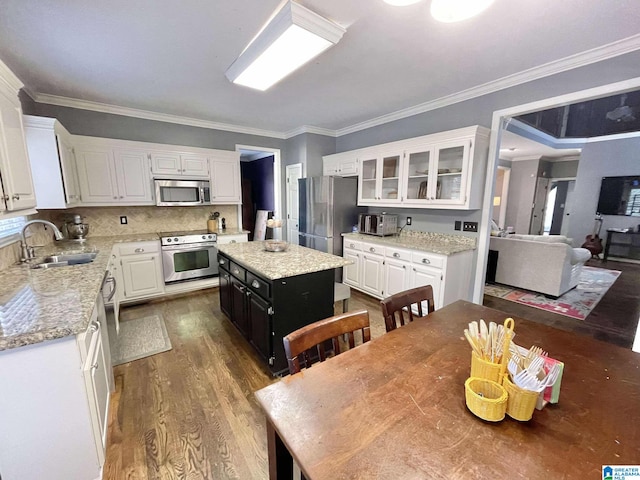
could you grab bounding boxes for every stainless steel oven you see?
[160,231,218,284]
[155,179,211,206]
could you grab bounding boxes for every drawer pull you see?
[233,268,240,275]
[219,259,225,265]
[135,248,144,253]
[252,280,260,288]
[369,247,375,252]
[231,240,237,243]
[393,252,400,258]
[422,258,431,264]
[91,362,99,371]
[350,243,355,248]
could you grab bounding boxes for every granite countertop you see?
[0,233,160,352]
[217,241,352,280]
[342,232,476,255]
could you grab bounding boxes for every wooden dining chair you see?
[283,309,371,375]
[380,285,435,332]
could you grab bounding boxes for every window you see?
[0,216,26,243]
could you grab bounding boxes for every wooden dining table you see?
[255,300,640,480]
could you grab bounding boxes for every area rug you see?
[110,314,172,366]
[484,266,621,320]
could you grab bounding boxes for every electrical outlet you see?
[406,217,412,225]
[463,221,478,232]
[454,220,461,231]
[120,216,128,225]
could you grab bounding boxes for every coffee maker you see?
[65,214,90,241]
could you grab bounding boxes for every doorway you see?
[493,166,510,229]
[285,163,305,244]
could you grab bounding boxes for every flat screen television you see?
[596,176,640,216]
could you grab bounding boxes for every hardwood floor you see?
[104,266,638,479]
[483,258,640,349]
[103,288,387,480]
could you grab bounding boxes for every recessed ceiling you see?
[1,0,640,134]
[499,131,581,161]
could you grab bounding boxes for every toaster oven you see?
[358,214,398,236]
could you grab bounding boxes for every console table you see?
[604,229,640,261]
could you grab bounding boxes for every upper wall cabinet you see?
[150,152,209,178]
[25,116,82,209]
[0,61,36,213]
[352,126,489,210]
[210,151,241,204]
[322,151,359,177]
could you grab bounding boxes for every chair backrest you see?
[283,310,371,375]
[380,285,435,332]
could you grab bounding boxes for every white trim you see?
[236,144,282,240]
[0,57,24,94]
[27,35,640,141]
[472,75,640,304]
[32,93,287,140]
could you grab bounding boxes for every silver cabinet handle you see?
[135,248,144,253]
[113,196,118,199]
[422,258,431,264]
[238,285,245,292]
[219,259,225,265]
[120,196,124,199]
[233,268,240,275]
[350,243,355,248]
[2,194,9,201]
[231,240,237,243]
[12,194,20,200]
[369,247,375,252]
[393,252,400,258]
[403,265,406,269]
[251,280,260,288]
[91,362,99,371]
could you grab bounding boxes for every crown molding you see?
[32,92,287,139]
[284,125,337,138]
[0,57,24,94]
[335,34,640,137]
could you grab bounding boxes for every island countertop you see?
[343,231,476,255]
[0,233,159,352]
[217,241,352,280]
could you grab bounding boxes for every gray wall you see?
[551,160,579,178]
[504,159,539,234]
[569,136,640,246]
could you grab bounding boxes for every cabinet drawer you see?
[384,246,412,262]
[344,239,362,251]
[218,254,230,271]
[361,242,383,256]
[411,251,444,269]
[119,241,160,256]
[247,271,270,299]
[229,261,246,281]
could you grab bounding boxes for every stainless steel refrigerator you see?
[298,176,363,263]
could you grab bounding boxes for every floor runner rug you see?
[110,314,172,365]
[484,266,621,320]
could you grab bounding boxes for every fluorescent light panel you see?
[226,1,345,91]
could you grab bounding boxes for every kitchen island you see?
[217,241,352,375]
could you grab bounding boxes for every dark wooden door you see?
[231,276,249,337]
[248,292,271,362]
[219,269,232,318]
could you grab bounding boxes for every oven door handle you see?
[162,242,217,252]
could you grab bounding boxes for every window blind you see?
[0,216,26,240]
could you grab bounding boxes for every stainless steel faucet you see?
[20,220,64,262]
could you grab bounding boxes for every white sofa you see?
[489,234,591,297]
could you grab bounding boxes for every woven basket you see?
[502,375,539,421]
[464,377,508,422]
[470,351,502,383]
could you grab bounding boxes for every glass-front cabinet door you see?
[402,145,433,204]
[358,152,403,204]
[380,153,401,202]
[359,156,378,202]
[431,139,471,205]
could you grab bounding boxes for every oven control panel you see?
[161,233,217,246]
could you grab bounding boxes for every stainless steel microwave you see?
[154,179,211,206]
[358,213,398,236]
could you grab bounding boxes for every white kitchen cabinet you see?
[322,151,359,177]
[210,151,241,204]
[119,241,164,299]
[0,296,112,480]
[0,62,37,212]
[150,152,209,178]
[343,236,474,309]
[75,140,153,205]
[356,126,489,210]
[24,115,81,208]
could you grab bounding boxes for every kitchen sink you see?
[30,252,99,269]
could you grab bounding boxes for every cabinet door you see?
[76,148,119,203]
[338,157,359,176]
[57,135,81,205]
[219,269,232,318]
[150,152,181,176]
[0,91,36,210]
[360,253,384,297]
[430,139,471,205]
[402,145,433,204]
[121,254,163,299]
[380,153,402,203]
[410,264,442,310]
[113,150,153,203]
[359,155,378,202]
[384,258,410,298]
[248,291,271,361]
[323,156,339,176]
[181,154,209,177]
[230,277,249,337]
[83,327,110,465]
[211,155,241,203]
[343,249,361,287]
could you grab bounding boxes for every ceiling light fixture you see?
[225,1,346,91]
[383,0,423,6]
[430,0,494,23]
